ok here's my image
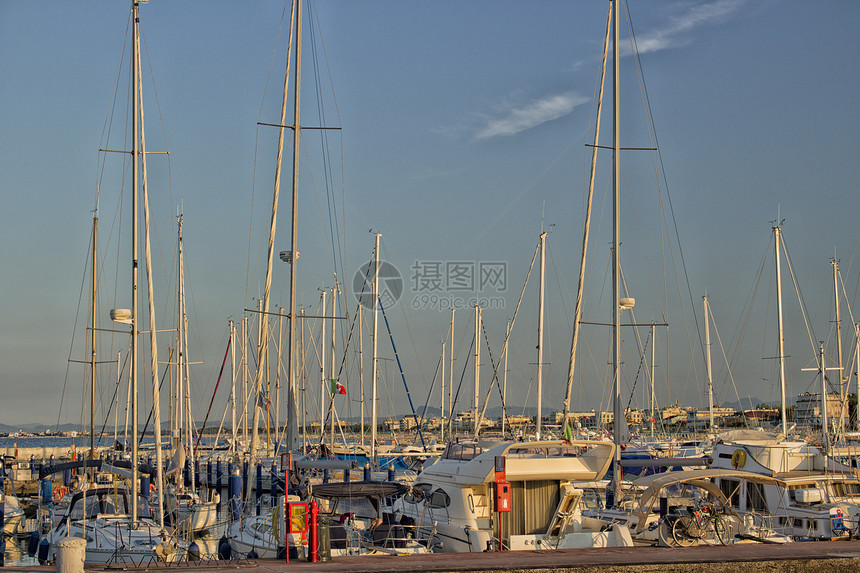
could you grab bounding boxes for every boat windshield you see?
[443,442,483,461]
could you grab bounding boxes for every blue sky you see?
[1,0,859,430]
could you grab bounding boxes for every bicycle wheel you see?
[672,516,696,547]
[657,518,676,547]
[698,517,721,546]
[713,516,730,545]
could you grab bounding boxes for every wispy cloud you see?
[635,0,745,54]
[474,92,588,140]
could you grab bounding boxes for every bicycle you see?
[671,502,729,547]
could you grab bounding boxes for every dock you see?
[3,540,859,573]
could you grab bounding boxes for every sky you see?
[1,0,860,431]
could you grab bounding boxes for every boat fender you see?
[217,536,232,560]
[731,449,746,468]
[187,541,200,561]
[37,538,50,564]
[27,531,40,557]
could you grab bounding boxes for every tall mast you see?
[774,226,788,435]
[130,0,141,522]
[473,304,481,436]
[440,338,446,442]
[358,304,364,448]
[649,323,656,438]
[177,214,186,458]
[330,287,337,449]
[230,319,237,455]
[502,320,510,436]
[819,343,829,452]
[448,309,455,436]
[90,209,98,461]
[611,0,623,505]
[564,3,612,423]
[319,291,326,437]
[536,232,547,440]
[285,0,303,452]
[832,259,846,438]
[704,296,715,430]
[370,233,380,466]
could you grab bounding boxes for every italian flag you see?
[330,378,346,395]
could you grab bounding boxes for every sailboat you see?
[162,213,218,534]
[48,0,178,563]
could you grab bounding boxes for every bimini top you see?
[630,468,780,533]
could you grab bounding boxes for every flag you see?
[330,378,346,395]
[563,420,573,444]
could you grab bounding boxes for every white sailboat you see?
[49,0,177,562]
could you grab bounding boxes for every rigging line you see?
[57,221,97,431]
[627,0,705,392]
[727,234,772,378]
[381,241,429,386]
[780,232,818,356]
[194,337,232,453]
[446,331,475,438]
[307,1,347,294]
[245,0,294,310]
[478,318,509,428]
[313,249,372,442]
[378,298,427,449]
[837,268,858,341]
[473,237,541,438]
[138,27,175,300]
[137,348,173,447]
[625,327,651,411]
[546,241,572,330]
[418,351,444,432]
[709,305,749,428]
[97,351,130,447]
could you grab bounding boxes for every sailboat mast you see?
[649,323,655,438]
[177,214,186,459]
[358,304,364,447]
[819,343,829,452]
[774,226,788,435]
[473,304,481,436]
[611,0,623,505]
[704,296,715,430]
[90,210,98,461]
[320,291,326,437]
[832,259,846,437]
[536,232,547,440]
[130,0,141,522]
[286,0,303,452]
[371,233,380,466]
[440,339,446,442]
[230,319,237,455]
[564,3,612,423]
[502,320,510,437]
[330,287,337,449]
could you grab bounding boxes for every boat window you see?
[746,482,767,513]
[718,478,740,508]
[444,443,482,461]
[429,489,450,509]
